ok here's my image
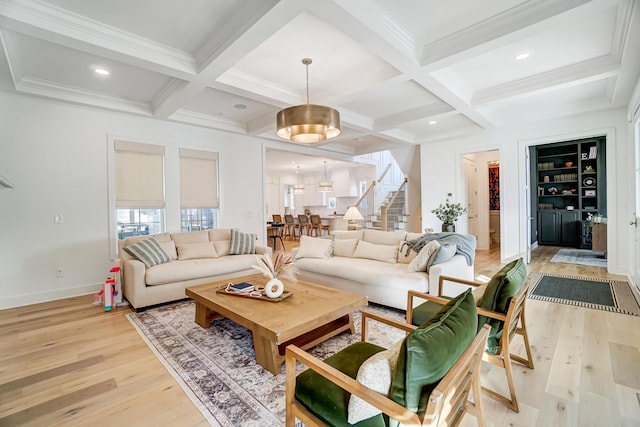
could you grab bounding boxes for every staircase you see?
[367,189,408,231]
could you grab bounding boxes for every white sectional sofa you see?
[291,229,475,310]
[118,229,271,310]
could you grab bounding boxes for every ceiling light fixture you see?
[293,166,305,194]
[94,68,110,76]
[318,161,333,192]
[515,52,530,61]
[276,58,340,143]
[428,120,437,125]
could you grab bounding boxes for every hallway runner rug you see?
[126,301,405,427]
[549,248,607,268]
[528,272,640,316]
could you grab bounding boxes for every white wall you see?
[0,92,266,309]
[421,108,631,276]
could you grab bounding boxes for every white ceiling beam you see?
[152,0,302,118]
[374,103,455,131]
[168,110,247,134]
[0,0,197,79]
[16,76,152,115]
[420,0,595,69]
[471,55,620,106]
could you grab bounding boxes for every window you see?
[114,140,165,240]
[117,208,164,239]
[180,149,219,231]
[181,208,218,232]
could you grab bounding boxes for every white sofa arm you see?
[121,258,146,308]
[291,247,299,259]
[428,254,474,296]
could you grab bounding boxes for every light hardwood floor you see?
[1,243,639,426]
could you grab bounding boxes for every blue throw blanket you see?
[401,232,476,266]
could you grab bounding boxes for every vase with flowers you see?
[431,199,467,232]
[252,252,296,298]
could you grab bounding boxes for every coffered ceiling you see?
[1,0,638,158]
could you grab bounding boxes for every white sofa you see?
[291,230,475,310]
[118,229,271,310]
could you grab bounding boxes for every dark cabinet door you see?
[558,211,579,245]
[539,210,558,245]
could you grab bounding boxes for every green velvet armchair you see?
[285,289,489,427]
[406,258,534,412]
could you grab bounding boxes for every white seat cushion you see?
[145,255,256,286]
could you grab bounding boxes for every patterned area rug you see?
[549,248,607,267]
[528,272,640,316]
[127,301,405,427]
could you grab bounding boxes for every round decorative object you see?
[583,177,596,187]
[265,277,284,299]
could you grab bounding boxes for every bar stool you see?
[284,214,297,240]
[297,214,310,237]
[320,219,331,236]
[309,215,322,237]
[272,214,282,223]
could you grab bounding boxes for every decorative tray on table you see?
[215,283,292,302]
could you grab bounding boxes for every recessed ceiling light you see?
[429,120,437,125]
[234,104,247,110]
[94,68,110,76]
[515,52,530,61]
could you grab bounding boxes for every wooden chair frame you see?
[406,275,534,412]
[309,214,322,237]
[285,311,489,427]
[283,214,297,240]
[297,214,310,237]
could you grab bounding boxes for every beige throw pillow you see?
[407,240,441,272]
[295,235,333,259]
[352,240,398,263]
[177,242,219,260]
[213,240,230,257]
[347,338,403,424]
[333,239,359,258]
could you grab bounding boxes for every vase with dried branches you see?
[252,252,296,298]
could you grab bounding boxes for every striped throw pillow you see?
[123,236,172,268]
[229,229,256,255]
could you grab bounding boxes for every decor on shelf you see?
[276,58,340,143]
[432,199,466,232]
[293,166,305,194]
[318,160,333,192]
[343,206,363,230]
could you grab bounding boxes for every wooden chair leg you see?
[472,364,486,427]
[481,351,519,412]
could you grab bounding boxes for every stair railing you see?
[380,178,408,231]
[353,180,376,229]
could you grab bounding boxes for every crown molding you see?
[169,109,247,134]
[374,103,455,131]
[471,55,620,106]
[332,0,417,61]
[0,0,197,79]
[16,76,152,115]
[420,0,592,68]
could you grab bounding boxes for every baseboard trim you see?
[0,282,102,310]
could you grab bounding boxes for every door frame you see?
[518,127,616,272]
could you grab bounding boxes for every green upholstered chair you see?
[285,289,489,427]
[406,258,534,412]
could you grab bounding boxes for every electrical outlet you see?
[54,213,64,224]
[56,267,64,278]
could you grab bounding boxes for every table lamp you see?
[343,206,363,230]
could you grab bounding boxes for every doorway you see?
[460,150,501,252]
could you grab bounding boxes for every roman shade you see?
[114,140,165,208]
[179,149,219,209]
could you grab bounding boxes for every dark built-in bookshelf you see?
[531,136,606,248]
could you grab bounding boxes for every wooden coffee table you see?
[185,274,367,374]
